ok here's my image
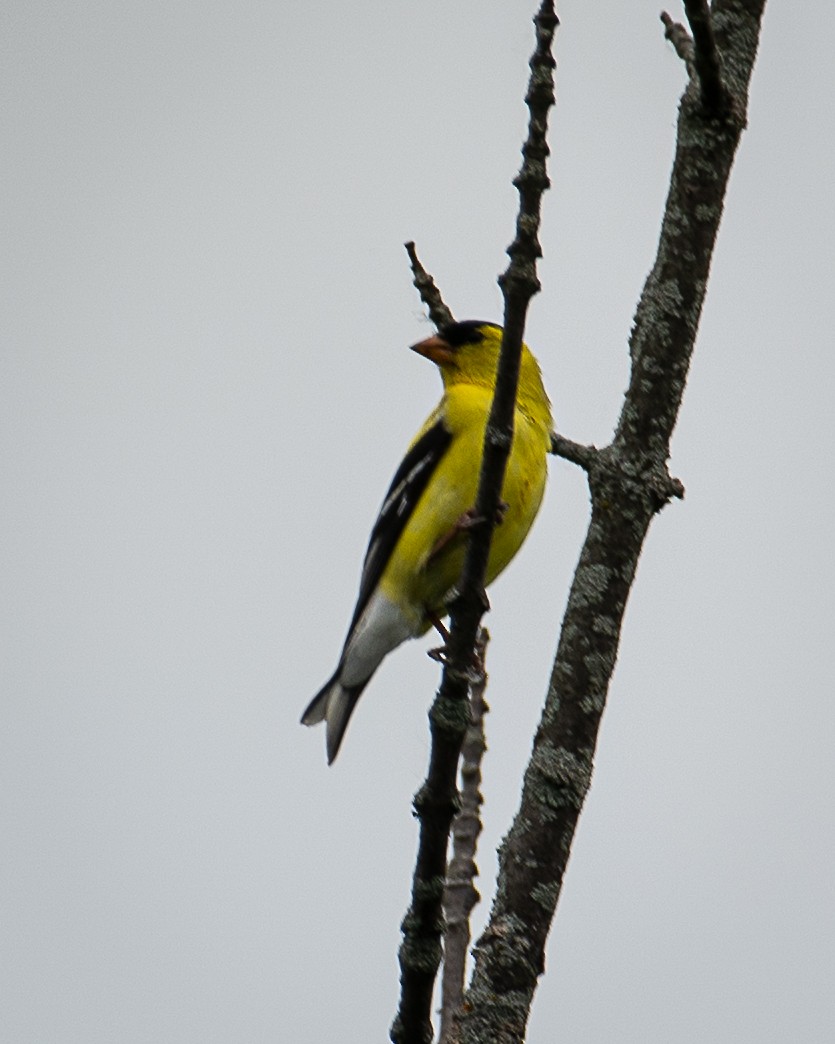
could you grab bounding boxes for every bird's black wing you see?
[349,416,452,632]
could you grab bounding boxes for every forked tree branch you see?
[390,4,559,1042]
[663,1,732,113]
[451,2,766,1041]
[683,0,729,111]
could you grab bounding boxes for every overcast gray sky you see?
[2,2,833,1042]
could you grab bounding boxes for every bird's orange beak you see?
[409,333,457,367]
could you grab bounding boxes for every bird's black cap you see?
[438,320,502,347]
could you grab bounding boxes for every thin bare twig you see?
[390,4,559,1042]
[661,11,696,72]
[405,241,456,331]
[439,630,490,1044]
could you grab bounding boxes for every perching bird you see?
[301,320,553,763]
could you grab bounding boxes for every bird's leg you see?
[427,609,450,642]
[426,501,509,566]
[425,597,489,682]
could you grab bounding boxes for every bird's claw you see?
[427,644,450,664]
[426,644,483,684]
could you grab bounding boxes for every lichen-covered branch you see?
[390,4,559,1043]
[451,2,766,1041]
[549,431,598,472]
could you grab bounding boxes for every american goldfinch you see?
[301,320,552,763]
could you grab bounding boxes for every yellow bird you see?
[301,321,553,762]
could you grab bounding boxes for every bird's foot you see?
[426,645,483,683]
[426,501,508,566]
[425,606,487,683]
[427,508,483,565]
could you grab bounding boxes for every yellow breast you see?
[380,383,549,632]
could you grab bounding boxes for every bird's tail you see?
[301,669,367,764]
